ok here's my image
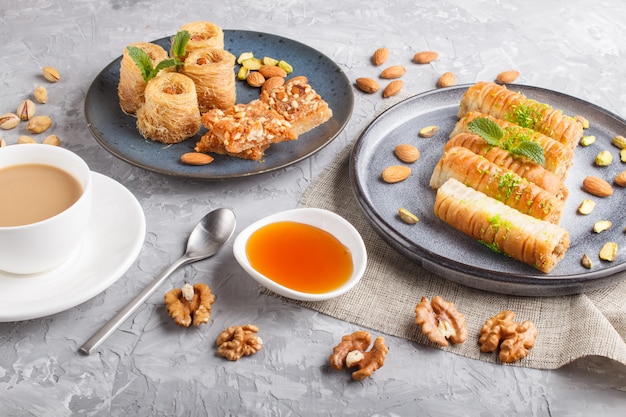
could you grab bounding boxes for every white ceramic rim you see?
[0,144,92,230]
[233,208,367,301]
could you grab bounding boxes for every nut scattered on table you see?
[34,86,48,104]
[496,70,519,84]
[413,51,438,64]
[415,296,468,347]
[164,283,215,327]
[581,253,593,269]
[43,134,61,146]
[355,77,380,94]
[0,113,20,130]
[216,324,262,361]
[17,99,36,121]
[380,65,406,79]
[26,115,52,134]
[437,71,456,88]
[614,171,626,187]
[329,330,388,381]
[17,135,36,144]
[478,310,538,363]
[42,66,61,83]
[382,80,403,98]
[372,47,389,66]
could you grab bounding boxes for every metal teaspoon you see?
[79,207,237,355]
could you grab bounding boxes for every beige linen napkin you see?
[271,142,626,370]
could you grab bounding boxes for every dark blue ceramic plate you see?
[350,84,626,296]
[85,30,353,180]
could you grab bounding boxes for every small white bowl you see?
[233,208,367,301]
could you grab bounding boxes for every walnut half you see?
[164,283,215,327]
[479,310,538,363]
[216,324,263,361]
[329,330,389,381]
[414,296,468,346]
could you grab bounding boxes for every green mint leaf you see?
[510,140,545,165]
[127,46,155,83]
[171,30,190,60]
[151,58,177,77]
[468,117,504,146]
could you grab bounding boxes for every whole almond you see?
[437,72,456,88]
[355,77,380,93]
[287,75,308,85]
[394,144,420,163]
[372,47,390,66]
[261,76,285,93]
[615,171,626,187]
[413,51,438,64]
[246,71,265,87]
[496,70,520,84]
[383,80,403,98]
[181,152,214,166]
[582,175,613,197]
[258,64,287,79]
[381,165,411,183]
[381,65,406,79]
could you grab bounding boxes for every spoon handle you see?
[79,256,189,355]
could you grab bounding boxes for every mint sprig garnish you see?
[468,117,503,146]
[127,31,190,83]
[468,117,545,165]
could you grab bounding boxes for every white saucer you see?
[0,172,146,322]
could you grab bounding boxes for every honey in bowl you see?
[0,163,83,227]
[245,221,353,294]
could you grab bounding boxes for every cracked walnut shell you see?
[164,283,215,327]
[329,330,389,381]
[415,296,468,346]
[216,324,263,361]
[479,310,538,363]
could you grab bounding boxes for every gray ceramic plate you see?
[350,84,626,296]
[85,30,353,180]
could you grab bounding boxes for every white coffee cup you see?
[0,144,93,274]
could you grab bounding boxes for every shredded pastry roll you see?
[136,72,201,144]
[451,112,573,179]
[430,146,564,223]
[434,178,570,273]
[458,82,582,149]
[175,21,224,59]
[182,48,236,112]
[444,133,568,201]
[118,42,169,114]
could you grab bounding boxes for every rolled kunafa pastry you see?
[136,72,201,144]
[444,133,568,201]
[182,48,236,112]
[118,42,169,114]
[430,146,564,223]
[434,178,570,273]
[175,21,224,59]
[457,82,582,149]
[451,112,573,179]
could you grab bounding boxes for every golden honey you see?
[246,221,353,293]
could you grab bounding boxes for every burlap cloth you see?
[270,141,626,370]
